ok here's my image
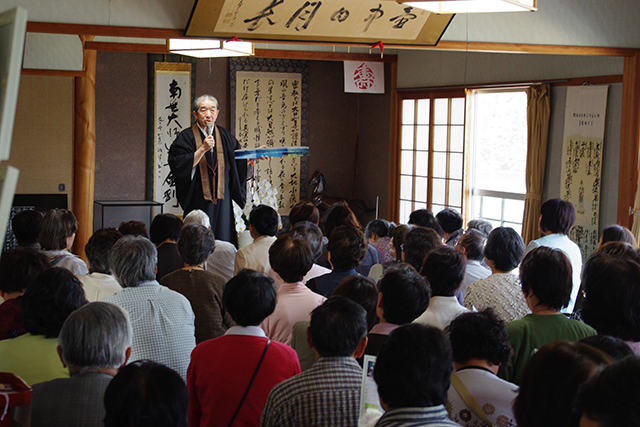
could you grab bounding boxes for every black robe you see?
[168,125,247,247]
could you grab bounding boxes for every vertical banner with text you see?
[561,85,608,261]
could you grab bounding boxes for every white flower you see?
[267,187,278,197]
[235,220,246,233]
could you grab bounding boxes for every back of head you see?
[182,209,211,228]
[12,210,42,247]
[291,221,324,260]
[420,245,465,296]
[374,323,452,409]
[540,198,575,235]
[365,219,393,239]
[250,204,279,236]
[484,227,525,272]
[457,229,486,262]
[223,269,276,326]
[519,247,572,310]
[514,341,611,427]
[600,224,637,248]
[39,209,78,250]
[0,248,49,294]
[408,209,444,237]
[327,226,367,270]
[581,252,640,341]
[436,208,463,234]
[22,267,88,338]
[322,202,361,237]
[177,224,214,266]
[595,241,640,261]
[109,235,158,289]
[149,214,183,245]
[85,228,122,274]
[309,296,368,357]
[574,356,640,427]
[332,275,379,331]
[269,233,313,283]
[402,226,442,271]
[467,219,493,237]
[289,200,320,227]
[579,335,635,361]
[118,221,149,239]
[378,264,430,325]
[58,301,132,371]
[446,308,513,366]
[104,361,188,427]
[391,224,412,262]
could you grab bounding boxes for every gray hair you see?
[109,235,157,288]
[193,94,218,112]
[467,219,493,238]
[178,224,215,266]
[183,209,210,228]
[58,302,132,372]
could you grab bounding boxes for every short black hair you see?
[332,275,379,331]
[484,227,525,272]
[269,234,313,283]
[408,209,444,238]
[457,229,486,262]
[420,246,466,297]
[0,249,49,294]
[22,267,88,338]
[581,252,640,341]
[223,269,276,327]
[149,214,183,245]
[289,200,320,226]
[85,228,122,274]
[291,221,324,260]
[600,225,637,247]
[249,204,279,236]
[374,324,452,409]
[378,264,430,325]
[402,226,442,271]
[177,224,214,266]
[322,202,361,237]
[365,219,394,239]
[327,226,367,270]
[539,198,575,235]
[118,221,149,239]
[12,210,42,246]
[104,360,188,427]
[579,335,635,361]
[519,247,572,310]
[436,208,463,234]
[309,296,368,357]
[446,308,513,366]
[39,209,78,250]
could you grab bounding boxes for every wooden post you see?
[72,35,96,262]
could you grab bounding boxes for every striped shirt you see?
[260,356,362,427]
[375,406,462,427]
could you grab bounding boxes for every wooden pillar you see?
[72,35,96,261]
[617,53,640,228]
[387,60,400,223]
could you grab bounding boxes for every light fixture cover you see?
[400,0,537,13]
[168,39,254,58]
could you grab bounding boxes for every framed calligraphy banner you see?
[560,85,608,262]
[146,55,196,216]
[186,0,453,47]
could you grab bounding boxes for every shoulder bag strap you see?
[450,373,496,427]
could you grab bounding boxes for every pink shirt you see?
[269,264,331,292]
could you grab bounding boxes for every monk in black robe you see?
[168,95,247,247]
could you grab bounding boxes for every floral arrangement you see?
[233,179,279,233]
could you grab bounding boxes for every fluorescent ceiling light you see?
[399,0,537,13]
[168,39,254,58]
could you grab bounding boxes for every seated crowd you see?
[0,199,639,427]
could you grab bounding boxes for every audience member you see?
[103,235,195,379]
[525,198,582,312]
[30,302,132,427]
[234,204,278,274]
[117,220,149,238]
[0,268,88,385]
[12,209,42,249]
[0,249,49,340]
[160,224,233,343]
[579,335,634,361]
[455,229,490,304]
[464,227,529,322]
[150,213,184,281]
[402,226,443,271]
[415,246,468,329]
[446,309,517,427]
[307,226,367,297]
[373,324,459,427]
[408,208,445,238]
[500,247,596,384]
[104,360,188,427]
[78,228,123,301]
[391,224,412,263]
[574,356,640,427]
[466,219,492,237]
[262,234,325,345]
[289,200,320,227]
[39,208,89,275]
[261,297,368,427]
[513,341,611,427]
[188,270,300,427]
[183,209,237,284]
[437,208,464,247]
[599,224,637,248]
[365,219,395,263]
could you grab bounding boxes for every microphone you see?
[206,123,213,137]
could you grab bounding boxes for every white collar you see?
[224,325,267,338]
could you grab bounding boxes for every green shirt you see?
[0,333,68,386]
[499,314,596,384]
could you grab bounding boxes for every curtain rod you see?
[393,79,570,92]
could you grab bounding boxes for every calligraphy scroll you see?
[560,86,608,262]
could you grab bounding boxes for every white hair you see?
[183,209,210,228]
